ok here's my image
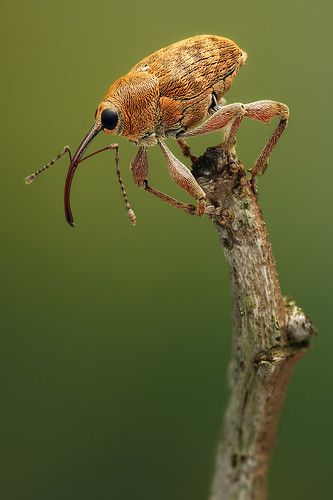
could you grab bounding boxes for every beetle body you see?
[26,35,289,227]
[99,35,247,145]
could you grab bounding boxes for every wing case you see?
[130,35,245,101]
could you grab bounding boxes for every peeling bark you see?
[192,147,315,500]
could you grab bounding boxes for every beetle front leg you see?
[72,143,136,225]
[131,146,203,216]
[144,183,198,215]
[130,146,149,187]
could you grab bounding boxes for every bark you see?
[191,147,315,500]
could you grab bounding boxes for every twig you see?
[192,147,316,500]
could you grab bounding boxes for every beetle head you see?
[64,72,159,226]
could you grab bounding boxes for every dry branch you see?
[192,147,315,500]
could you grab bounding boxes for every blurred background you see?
[1,1,332,499]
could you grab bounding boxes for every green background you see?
[1,1,332,498]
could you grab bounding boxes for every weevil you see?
[25,34,289,226]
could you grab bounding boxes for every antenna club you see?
[128,209,136,225]
[25,175,34,185]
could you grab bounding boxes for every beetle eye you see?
[101,109,118,130]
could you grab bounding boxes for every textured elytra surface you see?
[131,35,245,100]
[102,35,246,141]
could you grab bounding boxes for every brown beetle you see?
[26,35,289,226]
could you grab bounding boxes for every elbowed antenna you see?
[64,122,101,226]
[25,146,72,185]
[26,119,136,226]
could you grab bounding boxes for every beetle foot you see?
[205,206,233,225]
[196,197,206,216]
[205,205,221,216]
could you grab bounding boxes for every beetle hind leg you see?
[180,100,289,178]
[181,102,245,141]
[244,101,289,177]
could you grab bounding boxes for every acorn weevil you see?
[26,34,289,226]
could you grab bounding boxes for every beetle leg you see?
[159,140,206,216]
[130,146,149,187]
[177,138,198,163]
[180,100,289,178]
[223,114,244,150]
[71,143,136,225]
[144,182,197,215]
[131,145,205,216]
[131,147,197,215]
[180,102,245,139]
[243,101,289,178]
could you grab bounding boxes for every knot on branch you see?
[254,300,315,371]
[284,298,317,345]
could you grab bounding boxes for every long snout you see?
[64,122,101,226]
